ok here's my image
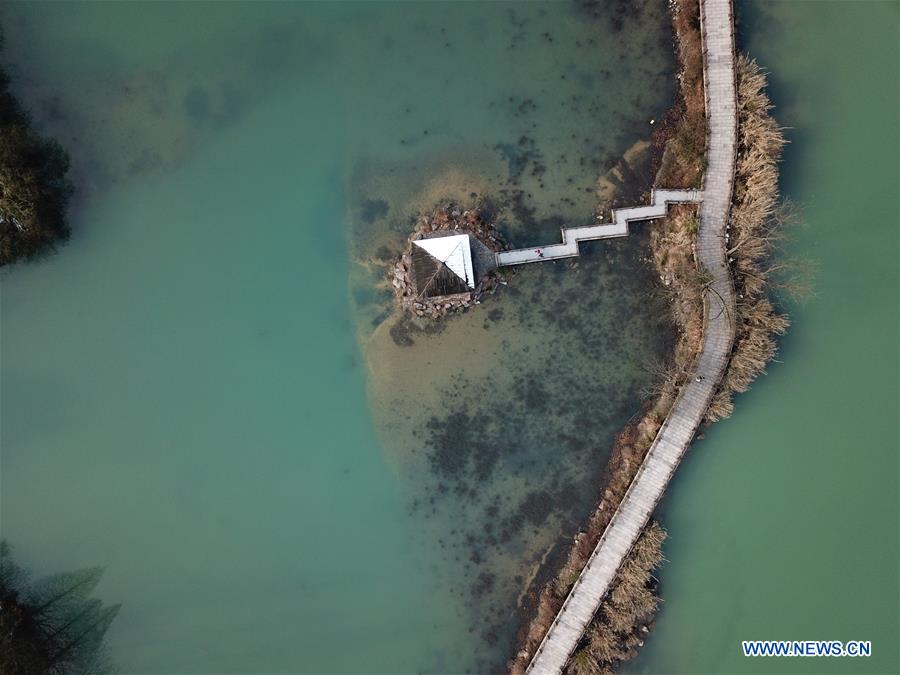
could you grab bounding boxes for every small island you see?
[8,0,885,672]
[392,204,506,319]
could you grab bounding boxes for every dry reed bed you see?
[567,524,667,675]
[707,56,790,422]
[653,0,705,188]
[511,9,794,675]
[559,56,793,675]
[507,1,707,671]
[558,56,792,675]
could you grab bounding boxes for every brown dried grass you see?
[654,0,706,188]
[707,56,793,423]
[508,2,707,671]
[563,523,668,674]
[511,8,806,675]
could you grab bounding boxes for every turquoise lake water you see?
[0,2,677,671]
[3,1,896,673]
[631,2,900,674]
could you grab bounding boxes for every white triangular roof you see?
[412,234,475,289]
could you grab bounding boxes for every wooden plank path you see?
[523,0,738,671]
[495,189,703,267]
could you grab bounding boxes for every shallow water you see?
[630,2,900,673]
[357,233,675,663]
[0,1,677,671]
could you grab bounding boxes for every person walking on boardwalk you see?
[535,248,544,258]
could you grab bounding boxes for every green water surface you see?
[3,1,895,673]
[632,2,900,673]
[0,2,676,672]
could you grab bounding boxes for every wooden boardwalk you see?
[523,0,738,672]
[495,189,703,267]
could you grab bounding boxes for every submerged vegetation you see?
[514,0,803,672]
[0,542,119,674]
[557,43,801,675]
[509,0,707,668]
[0,44,72,266]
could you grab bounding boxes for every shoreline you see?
[509,0,793,670]
[508,0,709,668]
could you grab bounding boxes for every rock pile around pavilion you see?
[392,205,506,319]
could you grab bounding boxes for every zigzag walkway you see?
[495,189,703,267]
[523,0,738,671]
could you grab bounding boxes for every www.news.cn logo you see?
[742,640,872,658]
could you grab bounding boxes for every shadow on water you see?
[0,6,326,192]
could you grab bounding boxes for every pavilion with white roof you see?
[410,233,477,298]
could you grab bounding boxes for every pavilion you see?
[410,233,477,298]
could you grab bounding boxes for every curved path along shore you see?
[523,0,738,671]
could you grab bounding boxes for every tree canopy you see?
[0,542,120,675]
[0,49,73,266]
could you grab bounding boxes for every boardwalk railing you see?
[523,0,738,672]
[496,189,703,267]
